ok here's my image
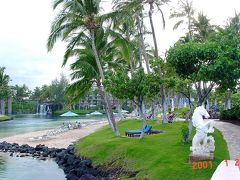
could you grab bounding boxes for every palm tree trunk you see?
[0,99,5,115]
[161,87,168,123]
[151,101,157,120]
[148,6,169,123]
[149,3,159,58]
[136,15,150,73]
[138,97,147,138]
[91,30,119,136]
[7,97,12,115]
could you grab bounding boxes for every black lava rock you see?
[79,174,97,180]
[0,142,111,179]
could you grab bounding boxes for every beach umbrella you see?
[60,111,79,117]
[89,111,103,115]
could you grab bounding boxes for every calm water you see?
[0,114,106,138]
[0,152,65,180]
[0,114,107,180]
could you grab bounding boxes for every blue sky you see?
[0,0,239,90]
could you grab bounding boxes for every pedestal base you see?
[189,152,214,163]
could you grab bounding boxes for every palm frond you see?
[62,32,85,66]
[173,20,184,30]
[52,0,65,10]
[157,7,166,29]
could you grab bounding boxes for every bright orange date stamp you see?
[192,159,240,170]
[192,161,212,170]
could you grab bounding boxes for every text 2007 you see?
[192,161,212,170]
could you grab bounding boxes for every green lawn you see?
[75,120,229,180]
[0,115,12,121]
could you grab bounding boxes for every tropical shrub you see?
[220,92,240,121]
[181,125,190,144]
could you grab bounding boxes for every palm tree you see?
[113,0,171,122]
[47,0,120,136]
[170,0,195,40]
[192,13,215,42]
[145,0,170,121]
[146,0,169,57]
[113,0,151,73]
[228,12,240,33]
[0,67,10,115]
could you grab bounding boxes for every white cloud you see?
[0,0,239,90]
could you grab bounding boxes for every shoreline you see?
[0,115,13,122]
[0,121,108,149]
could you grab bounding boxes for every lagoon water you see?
[0,114,106,138]
[0,152,66,180]
[0,114,107,180]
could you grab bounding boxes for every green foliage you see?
[220,92,240,121]
[31,87,41,101]
[232,92,240,108]
[192,12,215,42]
[220,109,240,121]
[50,74,69,104]
[167,42,220,80]
[12,84,30,102]
[31,74,69,104]
[0,115,12,121]
[104,68,162,102]
[75,120,229,179]
[12,101,38,114]
[181,125,190,144]
[0,67,11,98]
[167,40,240,105]
[174,107,190,118]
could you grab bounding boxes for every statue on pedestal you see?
[190,105,215,157]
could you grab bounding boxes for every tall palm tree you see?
[228,12,240,33]
[170,0,195,40]
[65,28,126,103]
[146,0,169,57]
[113,0,151,73]
[113,0,171,122]
[47,0,120,136]
[192,13,215,42]
[146,0,170,121]
[0,67,10,115]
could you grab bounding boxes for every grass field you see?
[75,120,229,180]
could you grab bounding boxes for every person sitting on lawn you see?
[167,111,175,123]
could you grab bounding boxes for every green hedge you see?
[220,92,240,121]
[220,108,240,121]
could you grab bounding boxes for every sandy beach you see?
[0,121,108,149]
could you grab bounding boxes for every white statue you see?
[190,105,215,155]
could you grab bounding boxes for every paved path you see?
[215,121,240,160]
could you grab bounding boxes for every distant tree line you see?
[0,71,69,114]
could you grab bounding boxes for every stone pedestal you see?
[189,152,214,163]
